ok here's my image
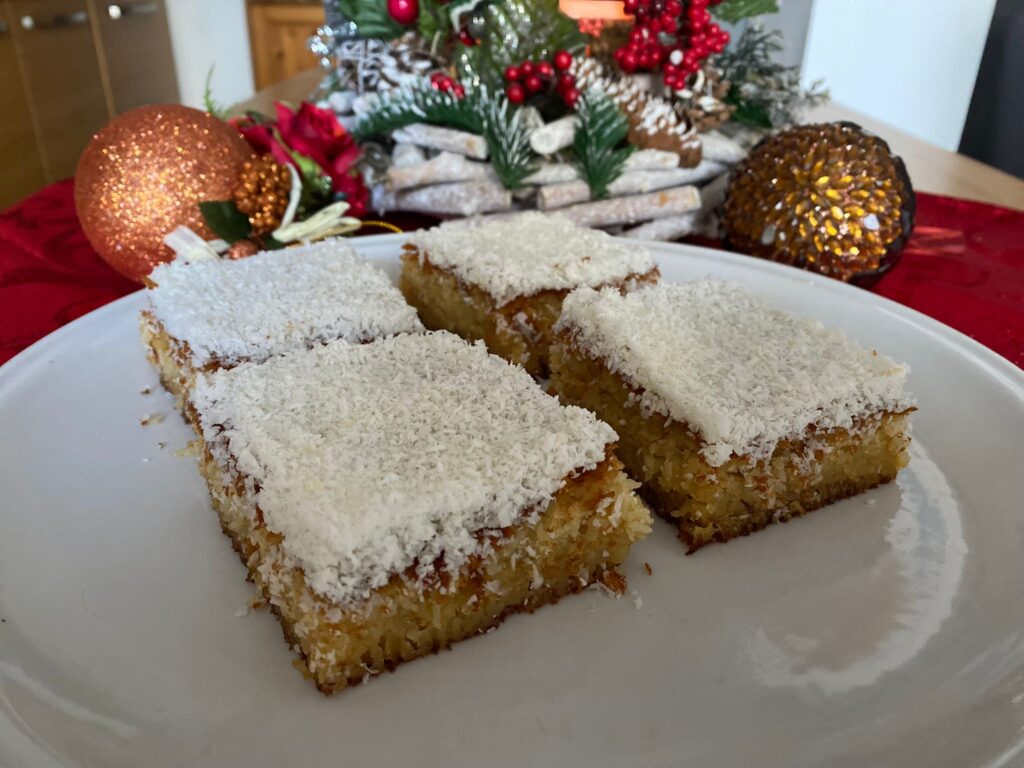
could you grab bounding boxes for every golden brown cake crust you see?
[197,431,650,694]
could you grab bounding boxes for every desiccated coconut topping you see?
[191,331,616,607]
[556,280,913,466]
[147,239,423,366]
[407,212,656,306]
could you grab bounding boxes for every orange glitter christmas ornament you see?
[75,105,252,282]
[722,122,915,284]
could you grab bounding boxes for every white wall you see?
[802,0,996,150]
[164,0,255,110]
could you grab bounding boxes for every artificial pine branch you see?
[571,90,634,200]
[478,96,536,188]
[202,67,227,119]
[711,0,779,24]
[715,24,829,129]
[353,82,483,140]
[354,83,536,189]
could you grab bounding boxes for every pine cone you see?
[675,65,735,133]
[328,35,440,95]
[234,156,292,235]
[570,59,702,167]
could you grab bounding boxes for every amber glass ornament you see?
[75,105,252,282]
[722,122,915,284]
[234,156,292,235]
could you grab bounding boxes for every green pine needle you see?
[477,96,536,189]
[202,67,226,119]
[353,83,482,140]
[354,83,536,189]
[716,24,829,129]
[711,0,779,24]
[571,90,633,200]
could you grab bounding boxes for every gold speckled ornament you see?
[75,105,252,282]
[722,122,915,283]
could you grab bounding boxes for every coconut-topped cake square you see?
[140,239,423,403]
[190,331,650,693]
[550,280,915,551]
[400,212,658,375]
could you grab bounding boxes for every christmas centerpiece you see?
[75,0,914,285]
[308,0,834,243]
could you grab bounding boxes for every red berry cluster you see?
[503,50,578,108]
[614,0,729,91]
[430,71,465,99]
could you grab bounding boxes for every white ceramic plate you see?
[2,236,1023,768]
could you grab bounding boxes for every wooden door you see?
[0,1,46,207]
[88,0,178,113]
[247,2,323,90]
[8,0,110,179]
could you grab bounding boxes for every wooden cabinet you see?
[0,0,178,207]
[91,0,178,113]
[8,0,111,182]
[247,1,323,91]
[0,6,46,208]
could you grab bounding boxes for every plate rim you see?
[3,234,1021,400]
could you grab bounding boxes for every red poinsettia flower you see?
[234,101,367,217]
[277,102,367,216]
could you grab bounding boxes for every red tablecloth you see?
[1,180,1022,367]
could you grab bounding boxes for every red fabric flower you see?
[233,119,293,169]
[234,102,368,217]
[334,172,368,218]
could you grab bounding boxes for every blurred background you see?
[0,0,1019,208]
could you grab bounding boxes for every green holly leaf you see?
[455,0,586,90]
[711,0,779,24]
[198,200,251,243]
[339,0,407,38]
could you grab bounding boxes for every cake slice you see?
[400,212,658,375]
[189,331,650,693]
[550,281,914,552]
[140,239,423,405]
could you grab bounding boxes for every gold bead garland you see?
[233,155,293,235]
